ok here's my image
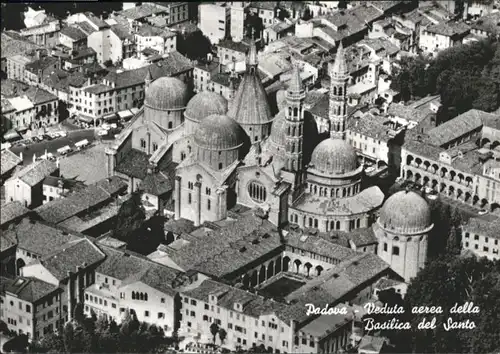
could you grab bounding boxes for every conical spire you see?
[331,41,348,79]
[287,61,305,99]
[247,29,258,68]
[145,67,153,87]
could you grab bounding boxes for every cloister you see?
[402,153,499,211]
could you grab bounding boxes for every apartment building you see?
[0,276,64,340]
[419,21,471,55]
[135,24,177,55]
[59,26,88,50]
[20,15,61,48]
[462,217,500,260]
[6,54,35,81]
[198,3,231,44]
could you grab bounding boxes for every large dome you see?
[310,138,358,175]
[269,110,286,147]
[194,114,243,151]
[227,72,273,125]
[379,190,433,234]
[185,91,228,122]
[145,77,189,111]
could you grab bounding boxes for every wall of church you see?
[240,122,272,145]
[115,134,133,165]
[184,117,198,136]
[376,228,429,283]
[236,169,279,214]
[144,106,185,132]
[177,172,220,225]
[132,125,167,155]
[196,146,239,171]
[288,210,370,233]
[172,136,193,163]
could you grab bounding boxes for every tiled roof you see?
[84,12,109,30]
[115,148,150,179]
[119,3,168,20]
[464,216,500,240]
[139,170,174,196]
[0,201,30,228]
[2,218,81,256]
[471,12,500,36]
[1,148,22,176]
[1,31,42,59]
[0,276,61,303]
[249,1,278,11]
[136,24,175,38]
[217,39,249,53]
[359,335,388,353]
[300,313,351,339]
[35,176,127,224]
[181,278,290,320]
[60,26,87,41]
[84,84,114,95]
[97,245,181,296]
[294,186,384,216]
[9,159,58,187]
[169,213,283,277]
[24,87,58,105]
[111,24,133,41]
[74,21,97,35]
[104,52,192,89]
[426,21,470,37]
[25,56,59,73]
[42,175,85,191]
[427,109,485,147]
[286,231,358,262]
[40,238,106,280]
[347,113,396,142]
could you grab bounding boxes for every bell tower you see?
[329,42,349,140]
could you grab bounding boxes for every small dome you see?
[185,91,228,122]
[310,138,358,175]
[145,77,189,111]
[379,191,432,234]
[194,114,243,151]
[269,110,286,148]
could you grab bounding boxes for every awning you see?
[16,126,29,132]
[3,129,21,141]
[103,113,118,121]
[77,115,93,123]
[117,110,133,120]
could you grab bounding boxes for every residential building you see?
[216,39,249,66]
[1,31,42,73]
[63,47,98,72]
[462,217,500,260]
[198,3,231,44]
[0,201,29,231]
[4,160,59,208]
[0,276,64,340]
[208,72,241,101]
[1,150,23,184]
[58,26,88,50]
[248,2,278,28]
[110,24,136,62]
[20,13,61,48]
[24,54,60,86]
[24,87,59,128]
[230,2,246,42]
[263,20,295,44]
[6,54,35,81]
[419,21,471,55]
[400,109,500,211]
[163,2,189,26]
[470,12,500,39]
[135,24,177,55]
[2,96,36,134]
[42,176,86,204]
[193,60,220,93]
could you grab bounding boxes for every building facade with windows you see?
[462,217,500,260]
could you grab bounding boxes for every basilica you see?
[105,39,433,283]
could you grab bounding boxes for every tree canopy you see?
[177,31,213,61]
[112,190,146,244]
[391,40,500,119]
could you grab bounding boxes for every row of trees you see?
[31,305,176,353]
[391,39,500,122]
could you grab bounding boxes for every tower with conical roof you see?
[145,67,153,89]
[283,61,306,179]
[247,29,258,74]
[329,42,349,140]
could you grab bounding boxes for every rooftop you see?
[25,56,59,74]
[136,24,175,38]
[300,313,352,339]
[118,3,169,20]
[1,148,22,177]
[1,31,42,59]
[24,86,58,105]
[2,217,81,256]
[471,12,500,36]
[9,159,58,187]
[115,148,150,179]
[217,39,249,53]
[0,201,29,228]
[347,113,397,142]
[0,276,61,303]
[35,176,127,224]
[464,216,500,240]
[60,26,87,41]
[426,21,471,37]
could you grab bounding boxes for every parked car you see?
[97,129,108,136]
[56,131,67,138]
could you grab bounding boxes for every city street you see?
[10,129,96,164]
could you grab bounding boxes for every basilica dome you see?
[185,91,228,122]
[378,190,433,234]
[310,138,358,175]
[194,114,243,151]
[145,77,189,111]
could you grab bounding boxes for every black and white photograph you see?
[1,1,499,353]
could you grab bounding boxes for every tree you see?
[113,190,146,243]
[301,7,312,20]
[177,31,212,61]
[73,302,85,324]
[218,328,227,345]
[210,322,219,344]
[63,322,76,353]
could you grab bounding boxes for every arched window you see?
[218,162,223,170]
[288,107,292,117]
[188,145,192,153]
[333,86,337,95]
[168,122,173,129]
[132,292,136,300]
[248,181,267,203]
[207,199,211,210]
[140,293,144,301]
[338,87,343,96]
[152,143,158,151]
[140,139,146,149]
[181,152,186,160]
[356,219,360,228]
[293,107,298,117]
[336,221,340,229]
[144,293,148,301]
